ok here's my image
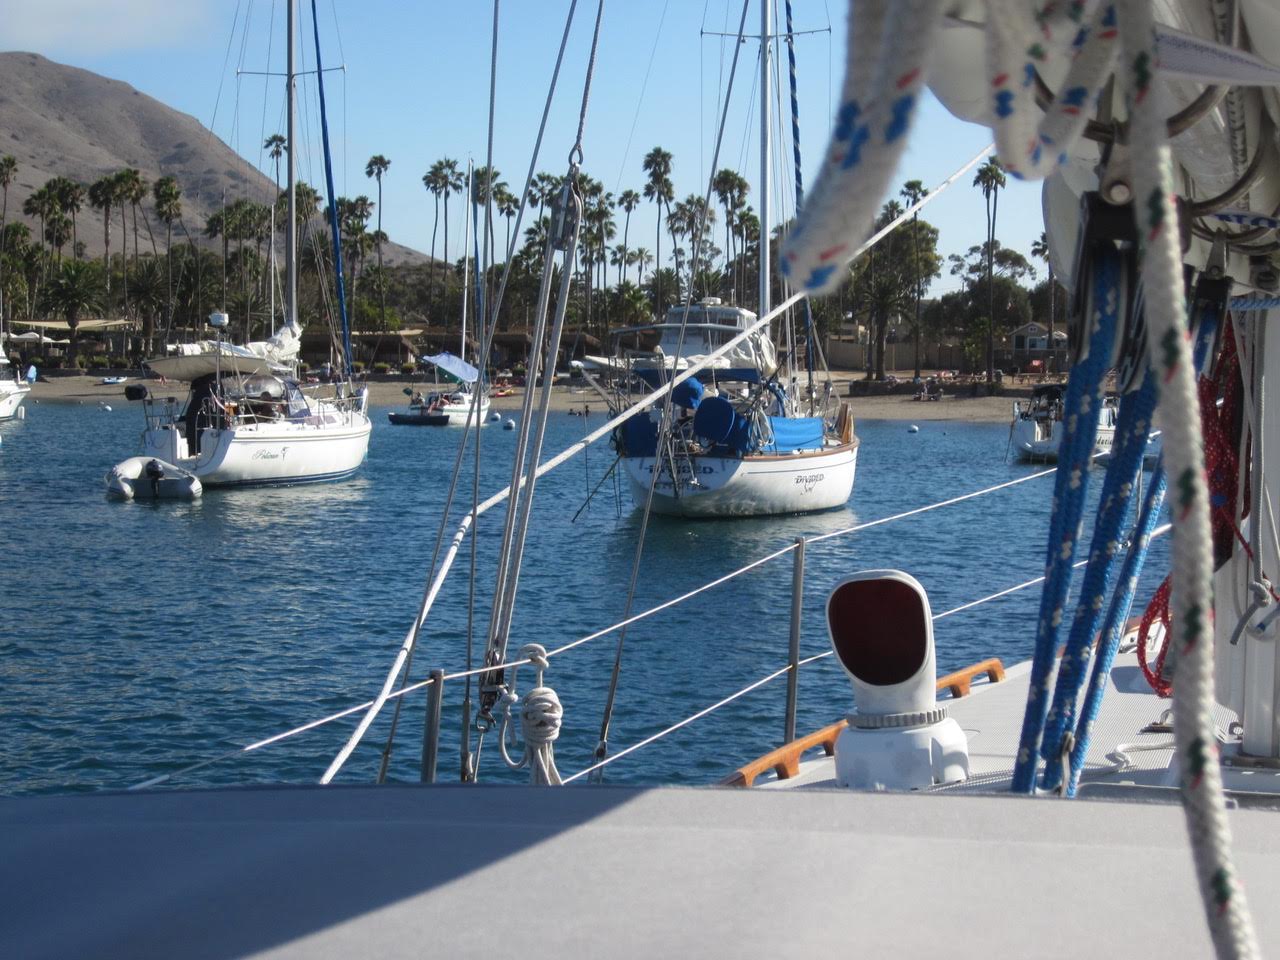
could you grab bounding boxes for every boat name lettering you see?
[252,447,289,461]
[795,473,824,491]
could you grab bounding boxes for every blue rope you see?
[1066,457,1167,794]
[1039,377,1156,793]
[310,0,354,379]
[1011,247,1120,793]
[1062,296,1221,795]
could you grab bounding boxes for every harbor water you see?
[0,399,1169,793]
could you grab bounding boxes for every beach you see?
[25,373,1019,423]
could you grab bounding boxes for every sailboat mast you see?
[461,162,472,360]
[759,0,772,317]
[285,0,298,329]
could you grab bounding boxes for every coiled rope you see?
[498,643,563,785]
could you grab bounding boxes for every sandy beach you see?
[25,373,1019,424]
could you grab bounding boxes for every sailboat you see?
[105,0,370,495]
[0,356,30,420]
[13,4,1280,959]
[608,10,857,518]
[389,162,491,428]
[1009,385,1117,461]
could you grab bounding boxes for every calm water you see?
[0,398,1168,794]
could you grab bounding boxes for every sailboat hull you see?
[623,442,858,517]
[1010,418,1115,462]
[0,381,30,420]
[142,415,372,487]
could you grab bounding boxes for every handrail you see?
[720,658,1007,788]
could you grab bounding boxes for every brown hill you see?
[0,51,427,266]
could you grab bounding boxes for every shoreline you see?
[22,375,1016,424]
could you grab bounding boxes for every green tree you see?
[642,146,674,309]
[40,259,103,358]
[973,156,1006,382]
[365,154,391,332]
[88,175,117,295]
[153,176,182,348]
[1030,230,1058,374]
[900,179,928,377]
[849,199,942,380]
[617,188,640,285]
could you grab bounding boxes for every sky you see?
[7,0,1047,297]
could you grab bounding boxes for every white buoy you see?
[99,402,112,412]
[503,418,516,430]
[16,407,24,419]
[489,412,500,422]
[907,424,919,433]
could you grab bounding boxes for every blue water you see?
[0,400,1169,794]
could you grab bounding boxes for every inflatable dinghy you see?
[106,457,203,500]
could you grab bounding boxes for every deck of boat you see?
[755,648,1273,797]
[5,772,1280,957]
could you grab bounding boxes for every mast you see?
[461,161,472,361]
[286,0,298,330]
[758,0,771,317]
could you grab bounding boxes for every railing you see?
[718,659,1008,788]
[126,467,1162,793]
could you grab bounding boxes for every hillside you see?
[0,51,427,266]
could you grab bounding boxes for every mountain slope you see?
[0,51,427,266]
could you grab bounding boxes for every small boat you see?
[1009,386,1116,462]
[388,356,490,427]
[105,456,202,500]
[100,376,129,386]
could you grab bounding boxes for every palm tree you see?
[495,185,518,263]
[205,200,230,309]
[973,156,1006,383]
[617,189,640,285]
[365,154,391,332]
[900,178,928,378]
[422,160,448,310]
[1030,230,1056,376]
[88,175,116,294]
[0,155,14,320]
[440,158,464,281]
[40,259,103,359]
[632,246,653,285]
[153,176,182,347]
[642,147,674,309]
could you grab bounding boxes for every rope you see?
[778,0,945,293]
[1118,3,1256,952]
[1011,247,1118,793]
[498,643,564,785]
[1039,378,1158,794]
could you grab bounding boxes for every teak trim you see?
[720,657,1006,788]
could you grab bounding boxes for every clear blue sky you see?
[9,0,1045,296]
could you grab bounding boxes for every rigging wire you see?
[612,0,671,194]
[320,0,591,785]
[588,0,753,776]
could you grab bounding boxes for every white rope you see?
[1115,4,1256,954]
[496,644,564,785]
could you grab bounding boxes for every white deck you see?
[757,649,1280,798]
[4,781,1280,958]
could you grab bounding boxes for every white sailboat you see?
[14,4,1280,959]
[1009,385,1117,461]
[389,167,491,428]
[0,356,30,420]
[106,1,370,496]
[611,6,857,518]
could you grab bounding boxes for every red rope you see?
[1138,575,1174,697]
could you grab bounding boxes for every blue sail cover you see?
[422,352,480,384]
[762,416,825,452]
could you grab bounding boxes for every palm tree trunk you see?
[430,195,440,314]
[443,194,450,328]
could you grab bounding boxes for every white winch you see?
[826,570,968,791]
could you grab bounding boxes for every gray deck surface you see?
[5,782,1280,958]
